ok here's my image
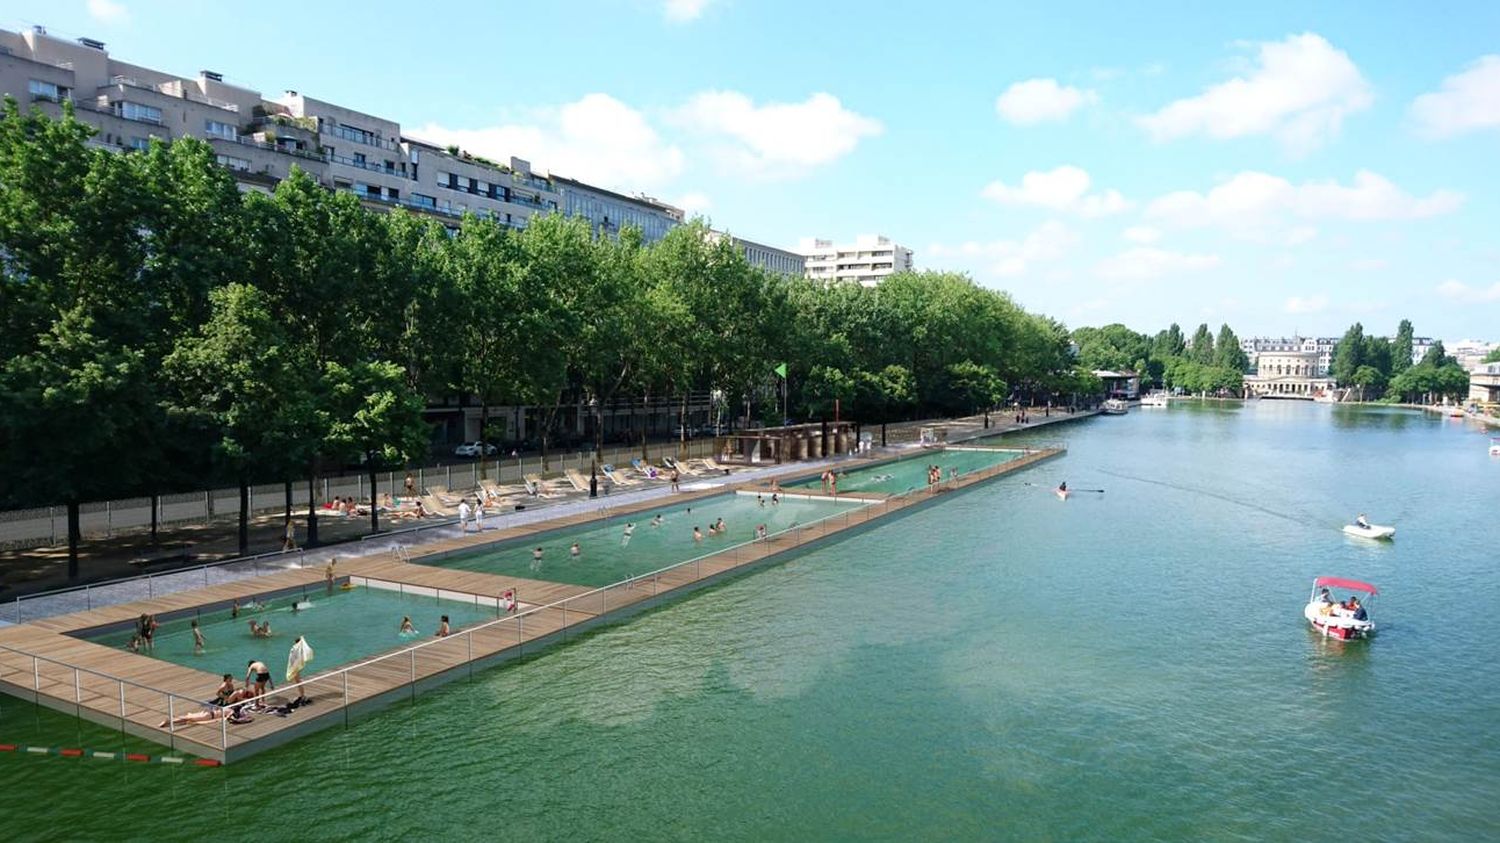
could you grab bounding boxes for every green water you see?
[85,586,501,679]
[3,402,1498,840]
[788,446,1023,494]
[437,493,866,586]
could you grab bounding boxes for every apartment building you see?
[554,177,683,244]
[0,26,561,230]
[799,234,913,286]
[1239,334,1439,376]
[706,230,805,277]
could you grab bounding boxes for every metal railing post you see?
[119,682,127,721]
[32,656,40,700]
[167,693,175,737]
[343,672,350,727]
[221,708,229,749]
[73,668,81,710]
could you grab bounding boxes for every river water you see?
[2,401,1496,840]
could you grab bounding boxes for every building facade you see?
[799,234,913,286]
[720,233,806,276]
[554,177,683,244]
[1244,351,1335,398]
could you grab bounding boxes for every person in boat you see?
[1317,587,1334,606]
[1355,513,1371,529]
[1350,598,1367,622]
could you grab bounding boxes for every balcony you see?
[328,153,410,178]
[218,135,328,164]
[323,123,400,151]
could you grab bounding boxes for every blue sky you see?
[8,0,1500,339]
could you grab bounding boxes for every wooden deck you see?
[0,446,1063,763]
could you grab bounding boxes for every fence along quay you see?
[0,445,1063,763]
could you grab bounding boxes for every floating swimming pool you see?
[81,585,501,677]
[436,493,867,587]
[788,447,1024,495]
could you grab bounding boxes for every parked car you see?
[453,441,498,457]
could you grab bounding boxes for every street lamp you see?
[588,396,599,498]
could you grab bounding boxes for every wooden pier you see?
[0,446,1062,763]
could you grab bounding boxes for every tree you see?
[1484,347,1500,364]
[1331,323,1366,386]
[1391,319,1414,376]
[163,284,315,555]
[1350,365,1386,401]
[322,360,429,533]
[1189,323,1215,365]
[1213,324,1249,372]
[1419,340,1451,368]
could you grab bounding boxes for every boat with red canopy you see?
[1303,576,1377,640]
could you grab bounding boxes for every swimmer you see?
[231,599,240,619]
[623,522,635,537]
[758,494,765,507]
[707,524,718,537]
[693,526,704,542]
[713,517,726,535]
[651,514,663,528]
[436,615,450,638]
[755,524,767,540]
[771,493,780,505]
[126,635,142,653]
[191,619,205,655]
[532,547,544,563]
[399,616,417,635]
[570,541,581,557]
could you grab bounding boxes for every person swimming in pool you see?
[436,616,450,638]
[693,526,704,542]
[399,616,417,635]
[651,514,663,528]
[570,541,581,557]
[623,522,635,537]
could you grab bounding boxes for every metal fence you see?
[0,439,724,551]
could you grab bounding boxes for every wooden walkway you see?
[0,446,1063,762]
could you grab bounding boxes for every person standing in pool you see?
[436,616,450,637]
[651,514,663,528]
[532,547,544,566]
[324,559,337,595]
[623,522,635,538]
[191,619,206,655]
[400,616,417,635]
[693,526,704,542]
[570,541,581,558]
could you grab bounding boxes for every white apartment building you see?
[713,232,805,277]
[799,234,913,286]
[0,25,689,239]
[1240,334,1440,376]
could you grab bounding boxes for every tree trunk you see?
[150,493,159,546]
[284,480,292,524]
[306,470,319,547]
[237,476,249,557]
[679,392,688,459]
[368,459,380,534]
[66,498,80,582]
[478,402,489,480]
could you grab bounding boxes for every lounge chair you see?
[701,457,734,474]
[601,464,637,486]
[419,494,456,517]
[662,456,700,476]
[630,459,663,481]
[523,473,562,498]
[563,468,592,493]
[426,485,466,506]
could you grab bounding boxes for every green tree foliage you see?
[1331,323,1367,386]
[1213,324,1250,372]
[1391,319,1415,376]
[1189,323,1215,365]
[1483,347,1500,364]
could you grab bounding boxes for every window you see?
[129,136,152,151]
[119,102,163,124]
[215,154,251,171]
[205,120,237,140]
[411,193,436,209]
[28,79,68,102]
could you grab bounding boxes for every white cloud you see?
[1410,56,1500,138]
[1122,225,1161,244]
[674,91,882,179]
[1146,170,1462,240]
[674,192,712,216]
[928,221,1077,278]
[980,166,1131,218]
[1436,280,1500,303]
[1284,295,1330,314]
[412,94,684,192]
[1137,33,1372,153]
[663,0,712,23]
[86,0,128,24]
[1094,248,1220,280]
[995,78,1098,125]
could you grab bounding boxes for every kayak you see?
[1343,523,1395,540]
[1055,489,1070,501]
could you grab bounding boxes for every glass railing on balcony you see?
[323,123,400,151]
[328,153,412,178]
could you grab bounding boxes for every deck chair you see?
[701,457,734,474]
[419,494,456,517]
[662,456,701,476]
[630,459,662,481]
[564,468,591,493]
[601,464,638,486]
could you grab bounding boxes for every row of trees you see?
[1331,320,1469,402]
[1071,322,1248,395]
[0,101,1084,577]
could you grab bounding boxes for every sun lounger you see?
[564,468,592,493]
[426,485,467,506]
[601,464,637,486]
[523,473,562,498]
[419,494,456,517]
[662,456,700,476]
[630,459,663,480]
[700,457,734,474]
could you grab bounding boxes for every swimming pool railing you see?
[0,450,1056,756]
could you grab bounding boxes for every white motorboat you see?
[1490,438,1500,456]
[1304,577,1377,640]
[1055,489,1070,501]
[1101,399,1129,415]
[1140,392,1170,407]
[1342,522,1395,540]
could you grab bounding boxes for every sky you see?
[6,0,1500,340]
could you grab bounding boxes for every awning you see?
[1313,576,1378,595]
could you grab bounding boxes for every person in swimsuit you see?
[191,619,206,655]
[436,616,451,638]
[399,616,417,635]
[159,707,237,729]
[623,523,635,537]
[213,674,237,705]
[693,526,704,542]
[651,514,663,528]
[246,659,271,698]
[570,542,581,558]
[501,589,518,614]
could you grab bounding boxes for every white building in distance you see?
[799,234,913,286]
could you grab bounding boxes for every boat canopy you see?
[1314,576,1379,595]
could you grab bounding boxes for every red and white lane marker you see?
[0,743,219,766]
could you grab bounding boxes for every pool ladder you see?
[393,544,411,564]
